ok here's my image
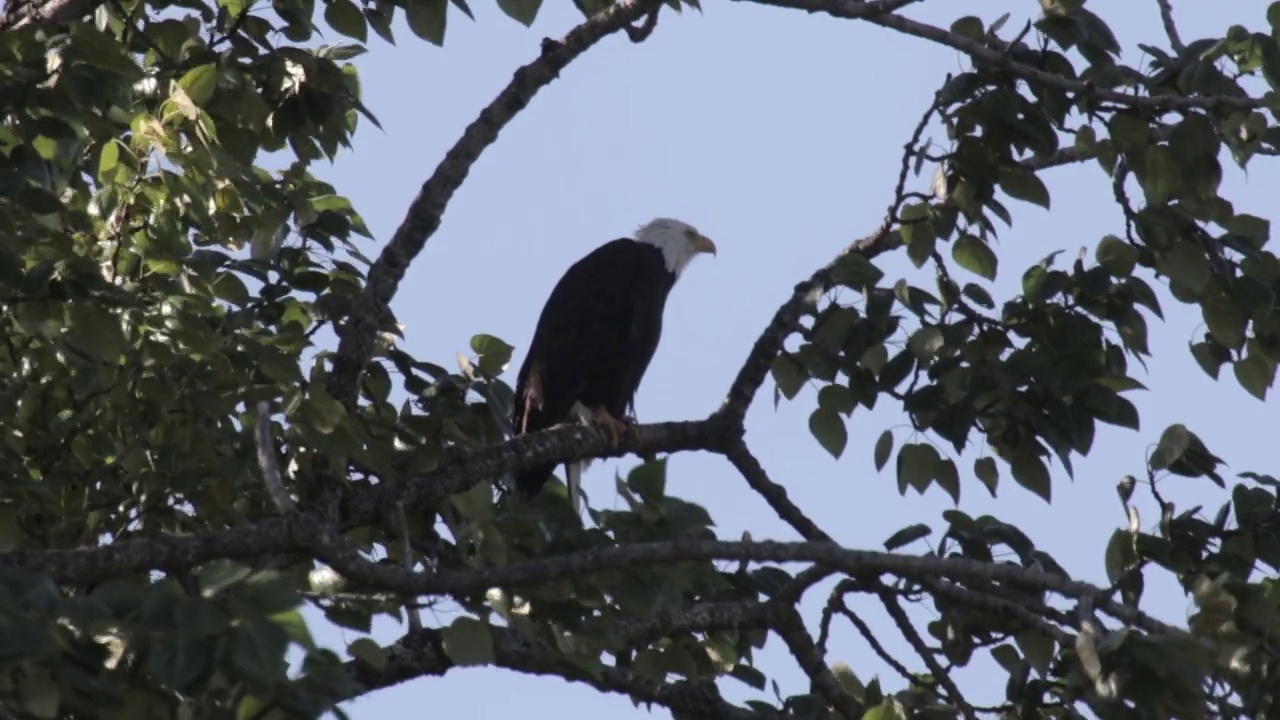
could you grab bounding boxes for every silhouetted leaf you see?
[952,234,998,280]
[497,0,542,25]
[874,430,894,472]
[1011,452,1051,503]
[809,407,847,459]
[405,0,447,44]
[998,167,1051,209]
[440,617,494,666]
[884,523,932,551]
[974,457,998,497]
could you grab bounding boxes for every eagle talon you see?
[593,407,631,447]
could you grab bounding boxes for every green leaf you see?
[98,139,121,183]
[860,700,905,720]
[1108,112,1150,154]
[67,304,127,362]
[907,326,944,360]
[902,206,936,269]
[0,507,18,554]
[1116,307,1150,356]
[962,283,995,309]
[1095,234,1136,275]
[1226,213,1270,249]
[228,617,288,689]
[1103,528,1137,585]
[873,430,894,472]
[1190,340,1231,379]
[1160,241,1210,295]
[470,333,513,376]
[1150,423,1191,471]
[883,523,932,551]
[441,617,495,666]
[896,443,938,495]
[1010,452,1051,503]
[1269,2,1280,33]
[405,0,447,45]
[950,15,984,41]
[997,167,1051,209]
[325,0,368,40]
[178,64,219,107]
[974,457,998,497]
[952,234,997,280]
[809,407,847,459]
[1203,297,1247,350]
[348,637,387,670]
[1141,144,1180,205]
[1015,629,1054,676]
[212,272,251,306]
[818,384,855,416]
[771,354,807,401]
[496,0,542,25]
[19,673,59,719]
[989,644,1024,675]
[1234,352,1275,400]
[935,458,960,504]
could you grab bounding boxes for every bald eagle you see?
[512,218,717,513]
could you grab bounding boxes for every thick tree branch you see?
[1,418,736,585]
[306,537,1185,640]
[741,0,1264,113]
[328,0,665,413]
[774,607,862,719]
[0,0,95,29]
[342,623,771,720]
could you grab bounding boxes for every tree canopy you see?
[1,0,1280,718]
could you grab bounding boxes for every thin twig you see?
[254,401,296,514]
[726,440,832,542]
[1155,0,1185,54]
[395,501,422,632]
[878,587,977,720]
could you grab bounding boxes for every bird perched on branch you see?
[512,217,717,513]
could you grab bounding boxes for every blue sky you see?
[308,1,1279,717]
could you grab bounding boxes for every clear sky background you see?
[303,1,1279,717]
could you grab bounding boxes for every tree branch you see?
[878,587,975,720]
[0,0,95,29]
[726,440,832,542]
[1,418,737,585]
[342,623,772,720]
[327,0,666,415]
[1155,0,1185,54]
[740,0,1264,113]
[774,607,862,719]
[305,537,1185,641]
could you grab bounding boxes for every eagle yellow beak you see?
[691,233,717,256]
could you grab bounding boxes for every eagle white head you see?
[635,217,717,279]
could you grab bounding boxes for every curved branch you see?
[773,607,862,720]
[878,588,975,720]
[342,623,770,720]
[309,537,1186,640]
[1,417,737,585]
[726,440,832,542]
[0,0,95,29]
[328,0,666,413]
[743,0,1263,113]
